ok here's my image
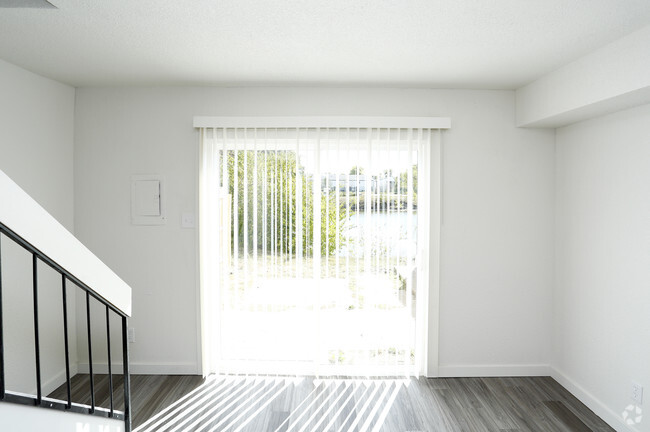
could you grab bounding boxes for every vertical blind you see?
[199,123,442,377]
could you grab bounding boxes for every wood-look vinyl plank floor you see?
[48,374,615,432]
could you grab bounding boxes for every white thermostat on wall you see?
[131,174,166,225]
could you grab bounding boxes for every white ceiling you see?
[1,0,649,88]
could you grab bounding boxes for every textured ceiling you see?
[0,0,55,8]
[0,0,649,88]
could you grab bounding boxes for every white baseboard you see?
[436,364,550,377]
[550,367,639,432]
[77,362,199,375]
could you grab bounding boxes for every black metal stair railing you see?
[0,221,131,432]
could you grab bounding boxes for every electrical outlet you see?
[128,327,136,343]
[631,382,643,404]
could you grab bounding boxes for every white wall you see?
[0,59,77,395]
[0,59,74,228]
[554,103,650,432]
[73,87,555,376]
[516,25,650,128]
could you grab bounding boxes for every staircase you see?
[0,169,133,432]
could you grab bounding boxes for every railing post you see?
[106,305,114,417]
[122,316,132,432]
[86,291,95,413]
[61,275,71,409]
[0,233,4,400]
[32,254,42,405]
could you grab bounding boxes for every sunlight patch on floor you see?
[134,375,408,432]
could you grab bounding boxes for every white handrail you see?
[0,169,132,316]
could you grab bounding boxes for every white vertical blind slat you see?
[271,131,276,280]
[253,129,258,288]
[414,129,433,377]
[364,129,372,281]
[335,129,341,280]
[366,129,375,371]
[243,129,249,296]
[263,129,268,287]
[313,128,322,377]
[279,129,284,281]
[406,129,415,376]
[296,130,303,278]
[220,128,229,353]
[233,129,240,327]
[324,130,329,280]
[285,139,290,275]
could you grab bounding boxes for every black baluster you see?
[86,291,94,413]
[33,254,42,405]
[62,275,71,409]
[0,233,4,400]
[122,316,131,432]
[106,306,113,417]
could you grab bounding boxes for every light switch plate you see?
[181,212,195,228]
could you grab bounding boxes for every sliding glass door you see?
[200,126,436,377]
